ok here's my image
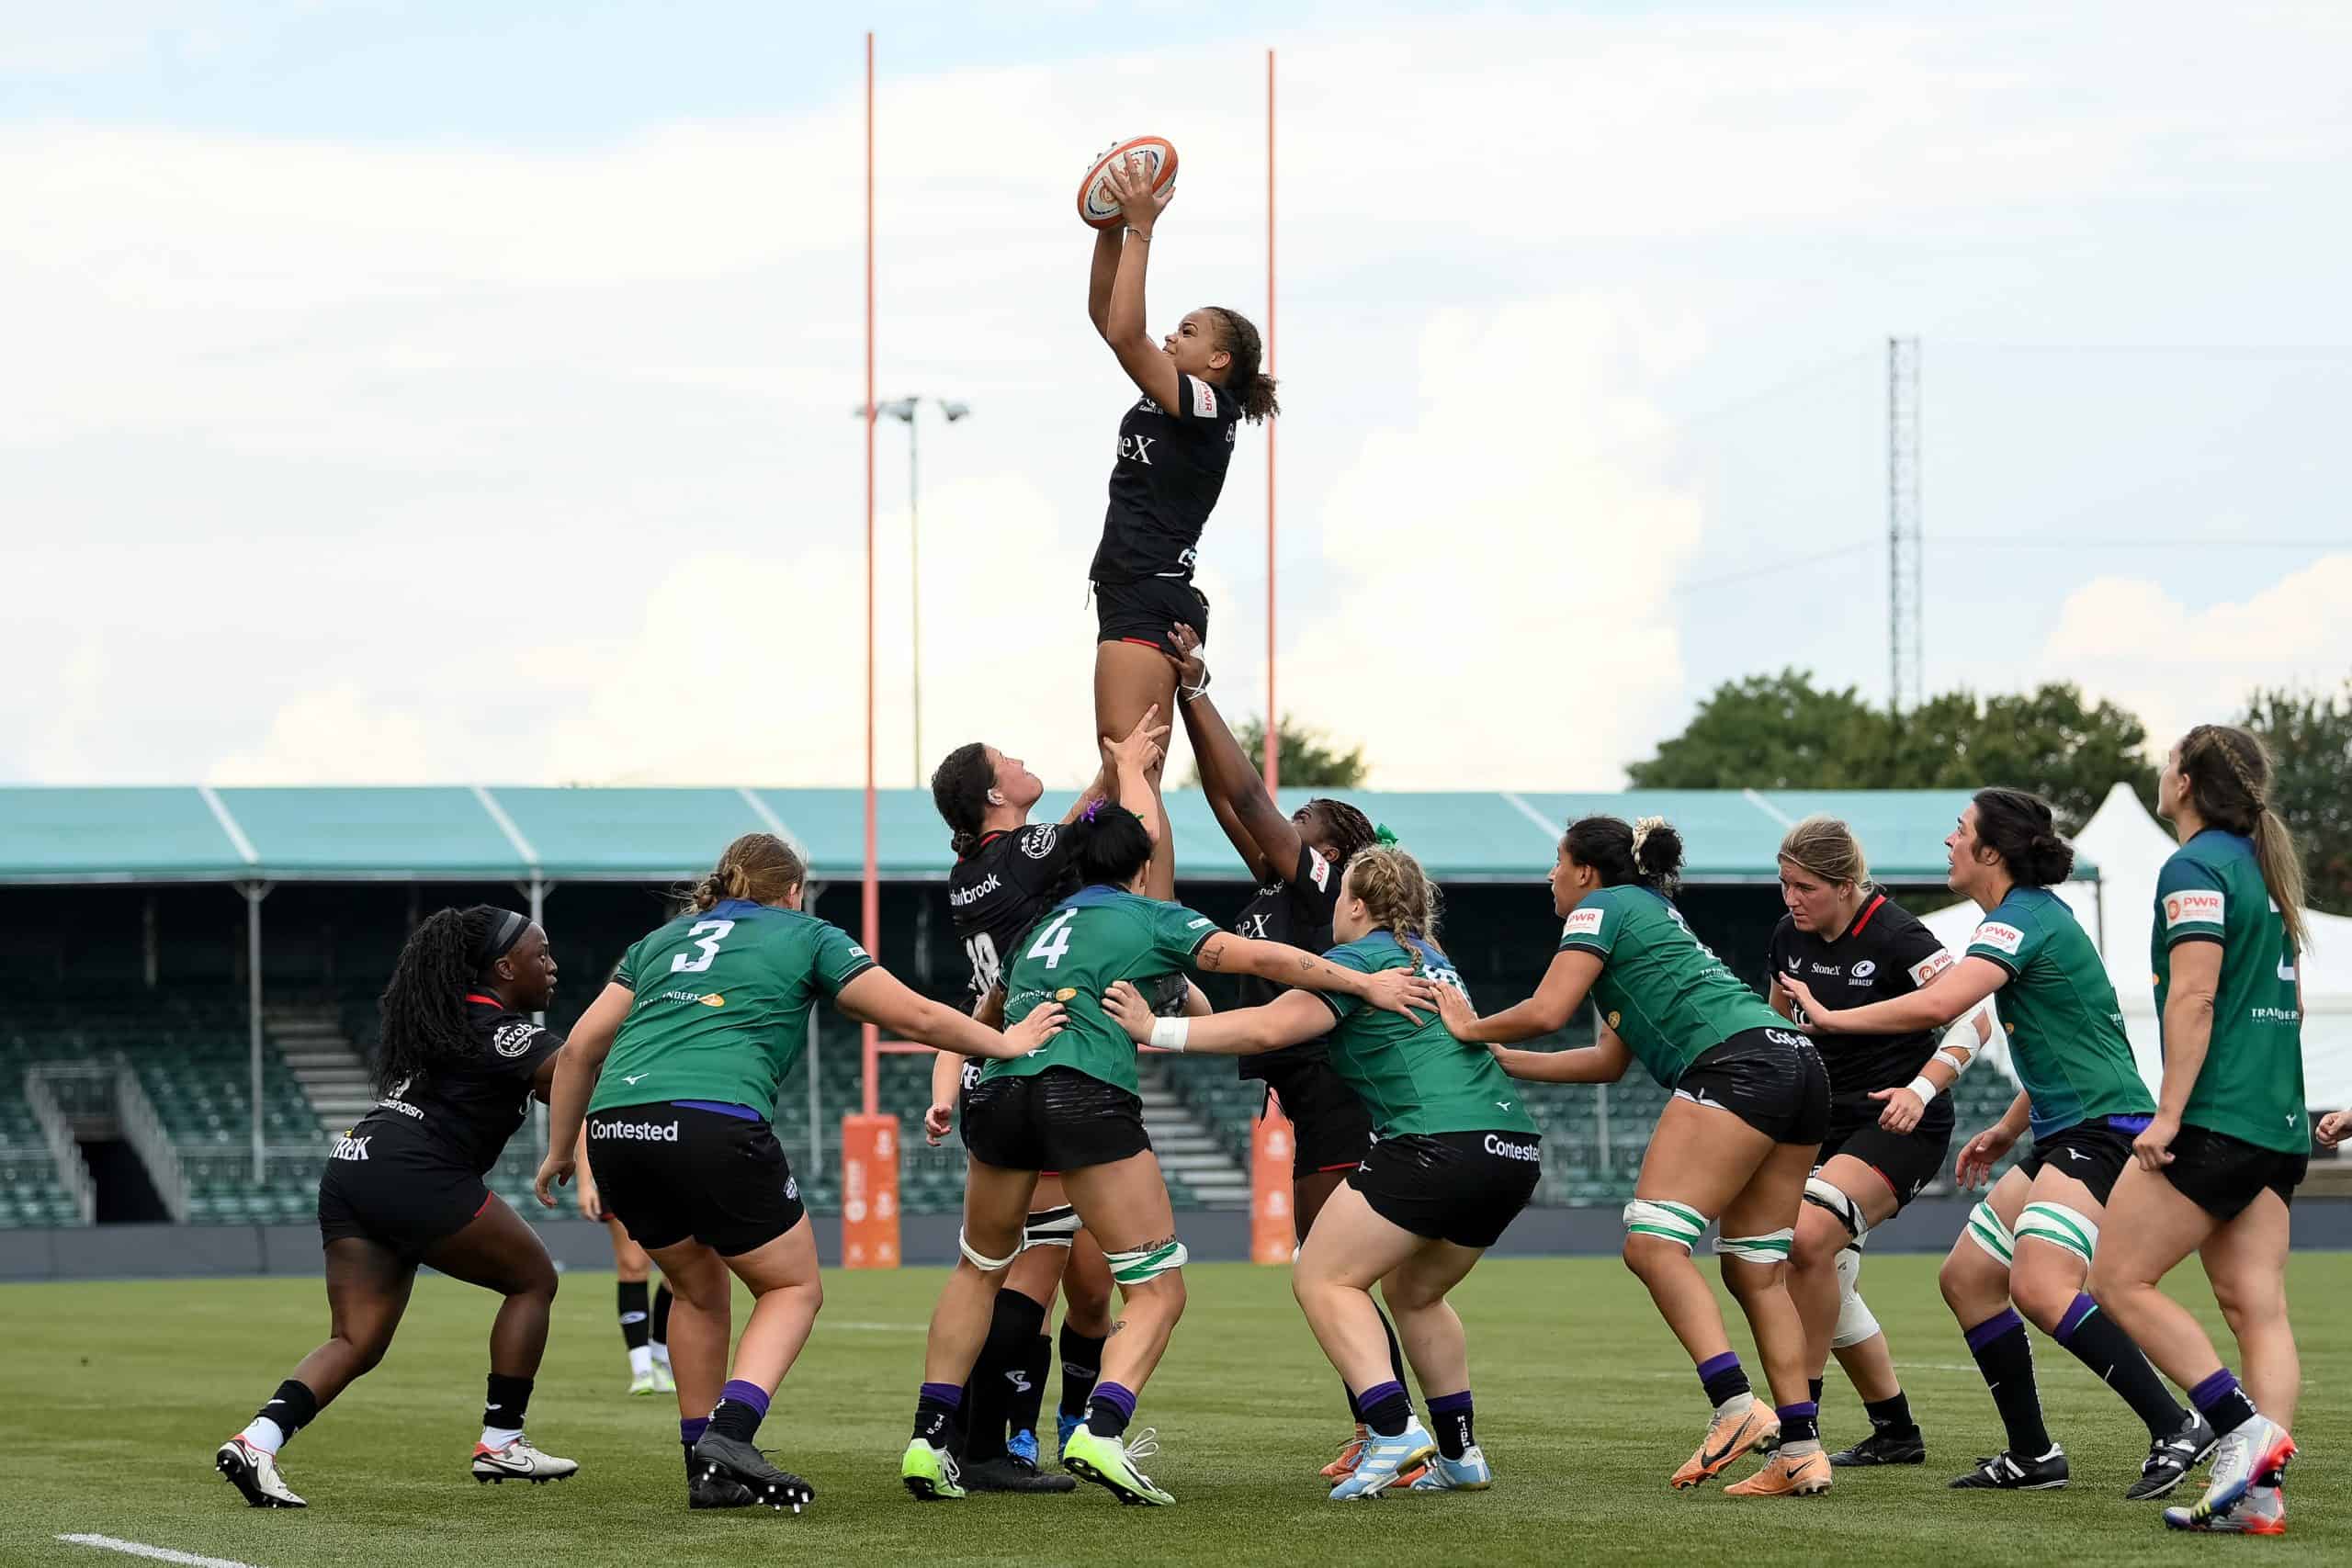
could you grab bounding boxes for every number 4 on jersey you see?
[1026,911,1078,970]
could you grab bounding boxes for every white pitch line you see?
[58,1536,266,1568]
[822,1320,926,1332]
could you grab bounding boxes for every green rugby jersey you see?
[1964,886,2154,1141]
[590,899,875,1116]
[991,884,1220,1096]
[1316,932,1540,1138]
[1556,885,1787,1089]
[2154,830,2306,1153]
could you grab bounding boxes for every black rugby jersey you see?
[947,821,1080,1000]
[1088,373,1242,584]
[349,994,561,1175]
[1769,895,1955,1111]
[1232,842,1341,1080]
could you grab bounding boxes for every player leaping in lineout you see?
[1084,149,1278,900]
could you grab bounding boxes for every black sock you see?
[1357,1380,1411,1438]
[1010,1333,1051,1438]
[1697,1350,1749,1409]
[617,1280,651,1351]
[1864,1391,1916,1432]
[1376,1302,1410,1393]
[1057,1323,1107,1419]
[1808,1376,1825,1409]
[2053,1292,2185,1438]
[483,1373,533,1434]
[707,1379,768,1443]
[254,1378,320,1445]
[1964,1310,2051,1457]
[2189,1369,2261,1438]
[966,1289,1046,1463]
[680,1416,707,1480]
[651,1282,673,1348]
[1429,1391,1474,1459]
[1085,1382,1136,1439]
[913,1382,963,1447]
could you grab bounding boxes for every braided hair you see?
[1205,306,1280,423]
[375,905,520,1097]
[690,833,805,912]
[2177,724,2308,952]
[1299,797,1377,873]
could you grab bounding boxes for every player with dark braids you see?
[218,906,577,1508]
[1084,149,1279,905]
[1165,624,1415,1480]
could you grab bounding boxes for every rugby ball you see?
[1077,136,1179,230]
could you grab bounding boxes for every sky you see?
[6,0,2349,792]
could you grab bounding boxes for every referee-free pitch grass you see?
[6,1255,2348,1567]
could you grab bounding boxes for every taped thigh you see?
[1105,1236,1189,1286]
[1623,1199,1709,1252]
[2015,1201,2099,1266]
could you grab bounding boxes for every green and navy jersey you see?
[2154,830,2305,1153]
[1965,886,2154,1141]
[991,885,1220,1096]
[1557,886,1788,1089]
[590,899,875,1116]
[1316,931,1540,1139]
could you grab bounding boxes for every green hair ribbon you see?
[1373,823,1399,847]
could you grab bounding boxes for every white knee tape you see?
[2015,1201,2099,1265]
[1020,1203,1081,1252]
[1963,1200,2015,1267]
[958,1227,1020,1272]
[1623,1199,1709,1251]
[1803,1174,1871,1241]
[1714,1227,1795,1264]
[1105,1237,1188,1286]
[1830,1246,1882,1348]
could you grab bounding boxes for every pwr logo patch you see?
[2165,891,2225,929]
[1972,921,2025,956]
[1562,908,1605,940]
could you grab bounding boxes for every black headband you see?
[470,908,528,971]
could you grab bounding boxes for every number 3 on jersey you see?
[1026,910,1078,970]
[671,919,735,974]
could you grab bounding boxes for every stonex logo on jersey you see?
[1973,921,2025,955]
[2165,891,2226,929]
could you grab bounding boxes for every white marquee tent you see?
[1920,783,2352,1113]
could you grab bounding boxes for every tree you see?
[1625,671,1894,791]
[1181,714,1368,790]
[2239,680,2352,915]
[1627,670,2154,830]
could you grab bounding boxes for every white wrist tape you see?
[1905,1075,1939,1105]
[1149,1017,1189,1052]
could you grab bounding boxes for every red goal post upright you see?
[1246,45,1296,1267]
[845,28,907,1271]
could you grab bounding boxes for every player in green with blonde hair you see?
[535,831,1067,1515]
[1102,843,1540,1501]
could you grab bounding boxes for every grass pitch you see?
[4,1253,2346,1566]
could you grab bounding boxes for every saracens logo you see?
[1851,960,1877,980]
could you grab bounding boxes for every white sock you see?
[1781,1437,1823,1459]
[1712,1391,1756,1420]
[481,1426,524,1450]
[628,1346,654,1377]
[239,1417,287,1456]
[651,1341,671,1366]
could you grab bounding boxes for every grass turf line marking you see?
[57,1537,266,1568]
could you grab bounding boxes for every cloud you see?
[4,5,2350,789]
[2039,554,2352,745]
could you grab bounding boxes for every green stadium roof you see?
[0,785,2092,886]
